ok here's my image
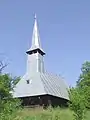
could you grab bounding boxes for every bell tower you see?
[26,14,45,75]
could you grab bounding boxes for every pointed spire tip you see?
[34,14,37,19]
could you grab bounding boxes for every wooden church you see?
[13,15,69,107]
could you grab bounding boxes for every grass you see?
[15,107,90,120]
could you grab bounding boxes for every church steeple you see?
[26,14,45,55]
[31,14,41,50]
[26,14,45,74]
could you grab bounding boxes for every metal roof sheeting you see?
[13,72,69,100]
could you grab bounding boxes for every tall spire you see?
[27,14,45,55]
[31,14,41,50]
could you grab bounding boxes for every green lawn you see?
[15,107,90,120]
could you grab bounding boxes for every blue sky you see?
[0,0,90,86]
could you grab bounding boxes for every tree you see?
[68,61,90,120]
[0,74,21,120]
[0,61,7,74]
[69,87,86,120]
[12,76,20,86]
[77,61,90,109]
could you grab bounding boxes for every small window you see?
[26,80,29,84]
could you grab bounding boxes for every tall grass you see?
[14,107,90,120]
